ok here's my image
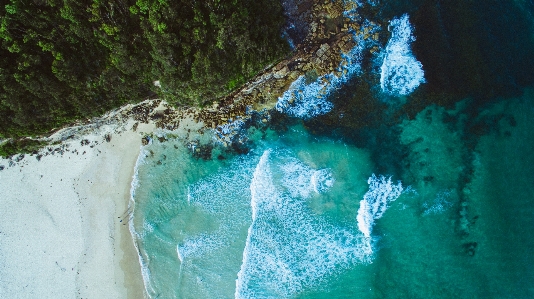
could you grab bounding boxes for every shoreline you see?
[0,121,153,298]
[1,0,359,158]
[0,1,370,297]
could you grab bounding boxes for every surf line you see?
[235,150,406,298]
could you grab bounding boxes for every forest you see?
[0,0,289,143]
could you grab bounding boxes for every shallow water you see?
[130,0,534,297]
[131,91,534,298]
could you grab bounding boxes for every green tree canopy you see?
[0,0,289,139]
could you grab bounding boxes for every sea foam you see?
[380,14,425,96]
[128,147,157,296]
[171,154,257,297]
[235,150,372,299]
[275,14,381,119]
[177,234,225,261]
[357,174,404,238]
[280,158,334,199]
[422,189,454,216]
[275,75,335,118]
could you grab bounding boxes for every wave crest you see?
[357,174,404,238]
[236,150,372,299]
[380,14,425,96]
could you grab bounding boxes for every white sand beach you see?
[0,122,154,298]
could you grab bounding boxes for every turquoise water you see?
[132,125,377,298]
[130,0,534,298]
[131,91,534,298]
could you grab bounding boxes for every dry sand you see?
[0,122,155,298]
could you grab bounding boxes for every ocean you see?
[130,0,534,298]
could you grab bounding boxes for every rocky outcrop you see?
[3,0,386,160]
[155,0,383,133]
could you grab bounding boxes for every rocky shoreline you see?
[1,0,387,169]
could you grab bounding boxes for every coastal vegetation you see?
[0,0,289,146]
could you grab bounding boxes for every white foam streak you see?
[249,150,275,220]
[177,234,225,260]
[280,159,334,198]
[357,174,404,238]
[380,14,425,96]
[311,169,335,194]
[275,76,335,118]
[235,150,273,298]
[128,147,157,296]
[236,150,371,299]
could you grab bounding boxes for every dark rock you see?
[463,242,478,256]
[282,0,312,46]
[142,136,151,145]
[192,144,214,160]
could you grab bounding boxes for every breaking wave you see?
[129,147,157,296]
[357,174,404,238]
[235,150,373,299]
[280,158,335,199]
[275,75,335,118]
[380,14,425,96]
